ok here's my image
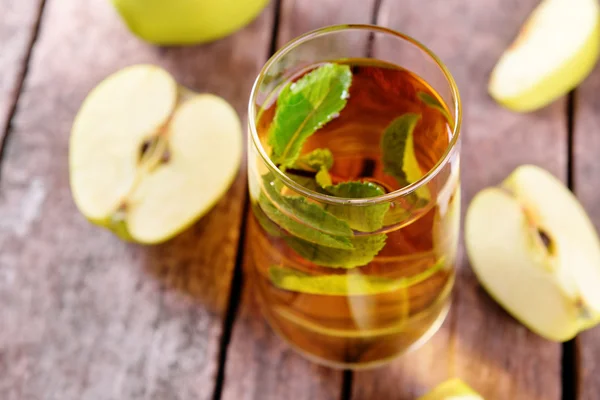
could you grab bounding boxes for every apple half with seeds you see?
[70,64,242,243]
[466,165,600,341]
[489,0,600,112]
[418,378,483,400]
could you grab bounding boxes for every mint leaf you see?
[251,201,283,237]
[262,174,352,237]
[269,257,446,295]
[381,113,430,201]
[296,148,333,171]
[324,182,390,232]
[269,266,405,296]
[316,169,333,187]
[418,91,453,125]
[287,173,323,192]
[295,148,334,188]
[259,174,354,250]
[259,196,353,249]
[285,234,386,269]
[268,64,352,167]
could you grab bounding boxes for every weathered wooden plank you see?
[0,0,44,143]
[221,1,376,399]
[573,67,600,399]
[0,0,273,399]
[220,232,343,400]
[353,0,564,399]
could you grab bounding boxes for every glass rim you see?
[248,24,462,206]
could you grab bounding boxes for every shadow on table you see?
[139,174,246,316]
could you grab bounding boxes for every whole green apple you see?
[112,0,270,45]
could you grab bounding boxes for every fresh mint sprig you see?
[323,182,390,232]
[257,63,435,271]
[268,63,352,167]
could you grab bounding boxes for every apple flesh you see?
[112,0,270,45]
[70,64,242,243]
[465,165,600,341]
[418,379,483,400]
[489,0,600,112]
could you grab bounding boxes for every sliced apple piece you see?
[70,64,242,243]
[489,0,600,112]
[418,378,483,400]
[465,165,600,341]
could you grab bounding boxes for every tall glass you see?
[247,25,461,369]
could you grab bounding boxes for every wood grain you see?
[0,0,273,399]
[221,234,343,400]
[573,66,600,399]
[221,1,376,399]
[353,0,564,399]
[0,0,44,143]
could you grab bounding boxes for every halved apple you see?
[70,64,242,243]
[465,165,600,341]
[489,0,600,112]
[418,378,483,400]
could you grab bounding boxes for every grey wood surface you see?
[0,0,272,399]
[0,0,596,398]
[0,0,44,143]
[574,62,600,400]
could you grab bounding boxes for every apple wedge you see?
[465,165,600,341]
[489,0,600,112]
[418,379,483,400]
[70,64,242,243]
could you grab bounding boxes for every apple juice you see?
[248,59,459,368]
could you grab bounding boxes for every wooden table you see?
[2,0,599,398]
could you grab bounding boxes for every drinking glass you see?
[247,24,461,369]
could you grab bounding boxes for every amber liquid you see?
[249,59,459,368]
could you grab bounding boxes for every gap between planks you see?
[211,1,283,399]
[562,90,579,400]
[0,0,48,176]
[338,1,385,398]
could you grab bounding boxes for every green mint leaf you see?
[285,234,387,269]
[418,91,454,125]
[315,168,333,187]
[251,201,284,238]
[258,173,354,250]
[287,173,323,192]
[296,148,334,171]
[262,174,353,238]
[259,194,353,249]
[269,257,446,296]
[258,196,353,249]
[381,113,431,201]
[269,266,404,296]
[324,182,390,232]
[268,63,352,167]
[294,148,334,188]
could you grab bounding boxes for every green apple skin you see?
[418,378,483,400]
[112,0,270,45]
[491,20,600,112]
